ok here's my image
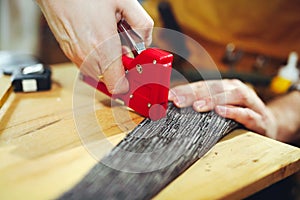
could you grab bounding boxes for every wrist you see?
[266,91,300,144]
[264,107,278,140]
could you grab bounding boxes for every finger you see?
[92,19,129,94]
[219,86,266,114]
[102,54,129,94]
[118,0,154,46]
[221,79,267,114]
[122,45,134,58]
[193,89,244,112]
[169,80,229,107]
[169,85,198,107]
[193,84,266,114]
[170,80,229,108]
[79,62,100,81]
[98,39,129,94]
[77,33,128,94]
[215,105,267,135]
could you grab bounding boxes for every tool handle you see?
[117,19,145,57]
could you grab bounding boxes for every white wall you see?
[0,0,41,55]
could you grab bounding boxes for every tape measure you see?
[11,63,51,92]
[0,63,51,109]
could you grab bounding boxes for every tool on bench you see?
[81,19,173,120]
[11,63,52,92]
[0,52,52,109]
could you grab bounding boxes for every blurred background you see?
[0,0,68,64]
[1,0,299,65]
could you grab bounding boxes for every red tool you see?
[81,19,173,120]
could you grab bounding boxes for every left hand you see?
[168,79,277,137]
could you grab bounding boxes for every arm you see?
[35,0,153,94]
[169,79,300,145]
[267,91,300,145]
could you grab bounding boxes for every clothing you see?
[143,0,300,59]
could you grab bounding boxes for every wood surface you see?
[0,74,12,109]
[0,63,299,200]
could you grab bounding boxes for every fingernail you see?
[175,96,186,106]
[194,100,206,110]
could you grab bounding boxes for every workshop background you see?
[143,0,300,59]
[1,0,299,64]
[0,0,300,199]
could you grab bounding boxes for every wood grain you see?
[155,129,300,200]
[0,75,12,109]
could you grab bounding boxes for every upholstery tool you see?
[81,19,173,120]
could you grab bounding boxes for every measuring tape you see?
[11,63,51,92]
[0,63,51,109]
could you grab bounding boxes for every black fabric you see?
[59,103,238,200]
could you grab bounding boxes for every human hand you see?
[169,79,278,137]
[36,0,153,94]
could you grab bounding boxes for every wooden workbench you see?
[0,63,299,199]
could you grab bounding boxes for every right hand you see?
[168,79,278,137]
[36,0,154,94]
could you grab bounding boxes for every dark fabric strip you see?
[59,103,238,200]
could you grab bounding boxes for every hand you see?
[36,0,153,94]
[169,79,278,137]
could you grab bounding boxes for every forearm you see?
[267,91,300,145]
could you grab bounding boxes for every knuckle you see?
[233,86,251,102]
[205,97,215,108]
[106,83,116,94]
[144,18,154,28]
[244,109,254,121]
[229,79,243,86]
